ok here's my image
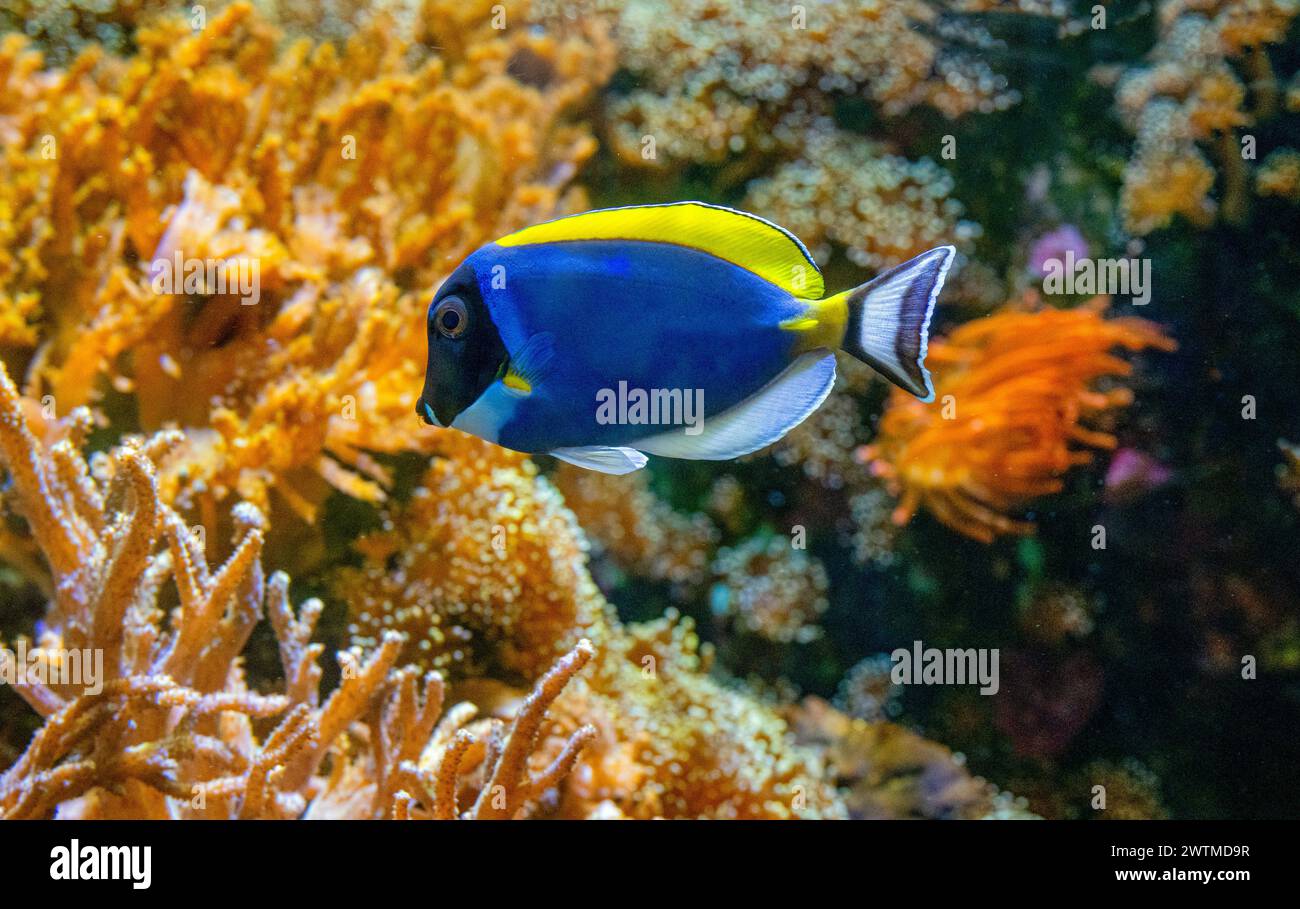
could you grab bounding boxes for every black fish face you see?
[417,263,507,428]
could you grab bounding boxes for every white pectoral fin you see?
[551,446,648,475]
[635,350,837,461]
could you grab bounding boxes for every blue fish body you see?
[458,239,806,452]
[417,202,954,475]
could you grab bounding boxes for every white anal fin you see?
[635,350,837,460]
[551,446,648,475]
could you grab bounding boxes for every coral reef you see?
[554,613,846,818]
[1257,148,1300,201]
[769,358,878,489]
[742,131,979,272]
[860,297,1176,542]
[1187,569,1299,676]
[1278,439,1300,510]
[1076,760,1168,820]
[337,435,845,818]
[844,484,902,568]
[993,649,1104,760]
[609,0,1023,155]
[833,654,904,723]
[307,637,599,820]
[554,464,718,596]
[0,3,858,822]
[1017,583,1097,646]
[596,0,1051,270]
[0,0,174,64]
[1112,0,1300,233]
[338,436,609,681]
[789,697,1036,820]
[709,535,828,645]
[0,0,614,533]
[1,0,1295,825]
[0,359,595,818]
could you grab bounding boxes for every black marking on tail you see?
[841,246,954,401]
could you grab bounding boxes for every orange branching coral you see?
[553,463,719,594]
[0,1,614,527]
[1113,0,1299,233]
[437,640,597,820]
[0,358,296,818]
[0,360,592,819]
[861,298,1175,542]
[307,638,598,820]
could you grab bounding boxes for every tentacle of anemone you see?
[863,299,1175,542]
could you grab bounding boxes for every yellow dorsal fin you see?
[496,202,825,299]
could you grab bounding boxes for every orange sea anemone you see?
[859,297,1176,543]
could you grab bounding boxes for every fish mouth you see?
[418,399,444,428]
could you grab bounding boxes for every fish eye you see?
[432,297,468,339]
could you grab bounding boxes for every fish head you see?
[418,269,506,429]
